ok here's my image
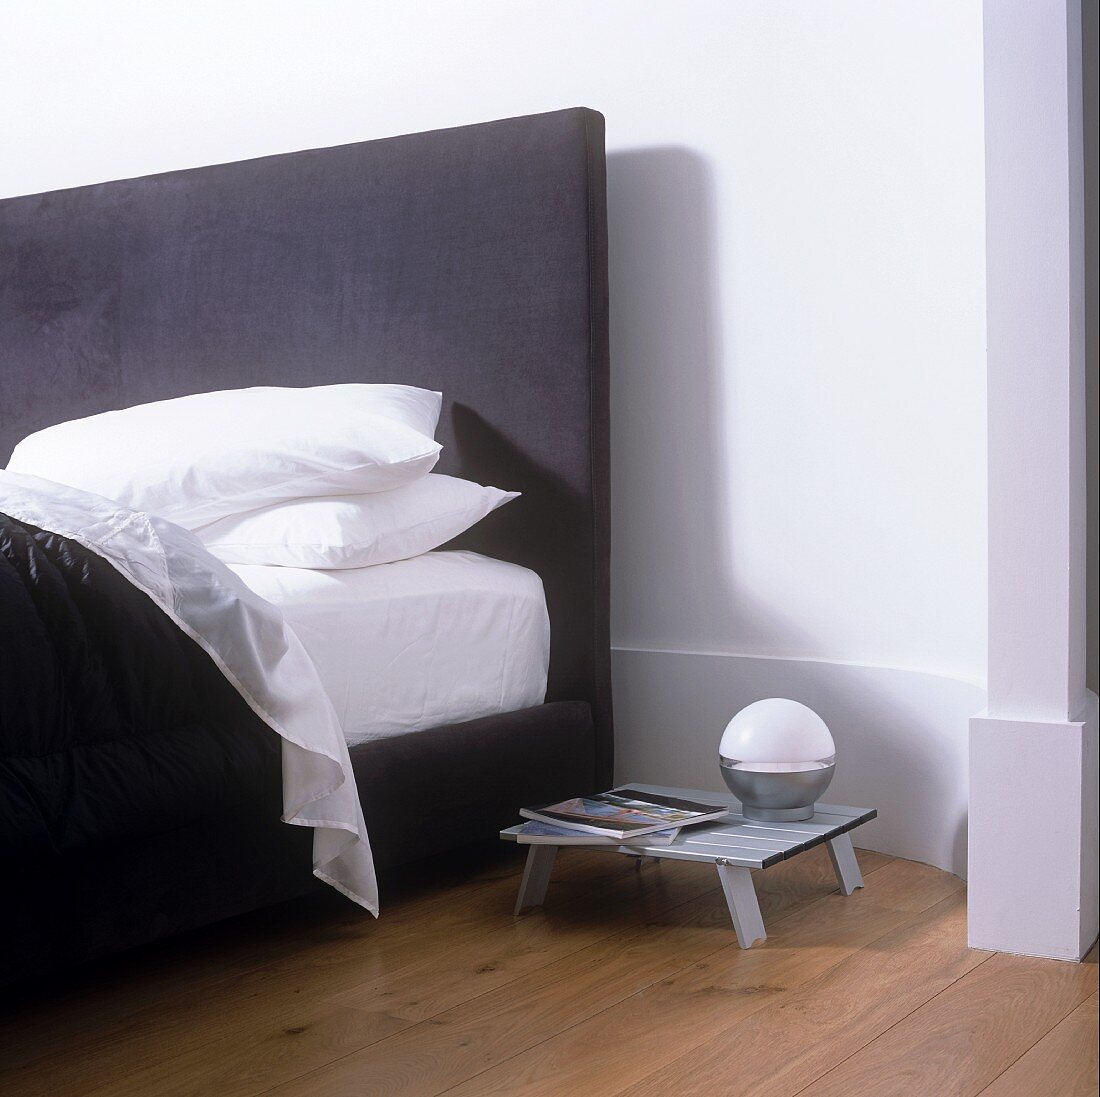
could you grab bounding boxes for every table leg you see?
[826,832,864,895]
[716,862,766,948]
[514,844,558,915]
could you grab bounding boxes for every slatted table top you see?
[500,783,877,870]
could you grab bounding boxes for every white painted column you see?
[971,0,1098,961]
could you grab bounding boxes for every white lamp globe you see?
[719,699,836,821]
[719,698,834,767]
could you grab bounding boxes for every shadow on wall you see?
[607,147,736,648]
[606,146,978,877]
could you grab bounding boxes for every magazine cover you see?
[521,787,727,838]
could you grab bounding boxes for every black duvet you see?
[0,512,282,864]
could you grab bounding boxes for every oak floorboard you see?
[3,850,709,1097]
[255,849,895,1097]
[797,945,1099,1097]
[8,845,1086,1095]
[622,893,980,1097]
[432,862,964,1096]
[0,844,537,1084]
[134,890,740,1097]
[322,845,892,1020]
[71,845,890,1097]
[0,842,528,1075]
[10,846,1085,1097]
[66,857,717,1097]
[979,991,1098,1097]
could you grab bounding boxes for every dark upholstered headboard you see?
[0,107,612,783]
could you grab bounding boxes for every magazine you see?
[520,787,728,839]
[514,820,681,846]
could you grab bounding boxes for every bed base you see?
[2,702,596,987]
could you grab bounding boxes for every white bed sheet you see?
[228,550,550,746]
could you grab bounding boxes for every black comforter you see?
[0,512,282,865]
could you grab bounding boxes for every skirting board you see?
[969,692,1099,961]
[612,647,984,878]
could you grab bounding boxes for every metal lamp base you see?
[719,760,836,823]
[740,803,817,822]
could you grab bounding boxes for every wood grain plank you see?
[172,889,740,1097]
[840,855,964,911]
[979,992,1098,1097]
[17,853,721,1095]
[0,849,673,1095]
[425,866,966,1096]
[797,946,1099,1097]
[622,893,981,1097]
[253,847,896,1097]
[322,844,889,1022]
[319,855,720,1021]
[0,844,909,1097]
[0,844,531,1077]
[75,845,890,1097]
[9,846,1088,1097]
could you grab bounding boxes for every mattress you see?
[228,550,550,746]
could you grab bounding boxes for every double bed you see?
[0,107,610,983]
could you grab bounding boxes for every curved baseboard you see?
[611,647,985,878]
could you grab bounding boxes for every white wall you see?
[0,1,989,873]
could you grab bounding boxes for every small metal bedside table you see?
[500,782,877,949]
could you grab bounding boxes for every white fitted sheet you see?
[228,551,550,746]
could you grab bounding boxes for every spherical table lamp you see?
[719,698,835,821]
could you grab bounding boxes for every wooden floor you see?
[1,843,1096,1097]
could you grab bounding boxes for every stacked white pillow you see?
[8,384,519,566]
[8,384,444,527]
[194,475,519,569]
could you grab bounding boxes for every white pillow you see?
[7,384,442,528]
[195,474,520,569]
